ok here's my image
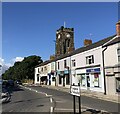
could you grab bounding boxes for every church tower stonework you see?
[55,26,75,57]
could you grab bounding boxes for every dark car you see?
[7,80,14,87]
[15,80,22,85]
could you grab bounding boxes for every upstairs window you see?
[38,68,40,73]
[41,67,43,72]
[117,49,120,63]
[86,55,94,64]
[58,62,60,70]
[72,59,76,67]
[64,60,67,68]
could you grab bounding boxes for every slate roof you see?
[36,34,116,67]
[103,36,120,47]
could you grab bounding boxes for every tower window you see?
[67,39,70,47]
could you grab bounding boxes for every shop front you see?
[76,67,103,92]
[105,66,120,95]
[57,70,70,87]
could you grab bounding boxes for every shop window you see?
[72,59,76,67]
[66,74,70,85]
[37,74,39,82]
[94,73,99,87]
[116,77,120,92]
[78,74,86,87]
[86,55,94,64]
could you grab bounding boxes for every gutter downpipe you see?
[102,46,107,95]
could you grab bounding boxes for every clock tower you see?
[55,26,75,57]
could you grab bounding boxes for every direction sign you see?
[70,85,80,96]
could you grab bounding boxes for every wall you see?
[71,46,105,92]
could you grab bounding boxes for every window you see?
[38,68,40,73]
[94,73,99,87]
[86,55,94,64]
[58,62,59,69]
[67,39,70,47]
[37,74,39,82]
[77,74,86,87]
[72,59,76,67]
[44,66,47,71]
[116,77,120,92]
[41,67,43,72]
[64,60,67,68]
[117,49,120,63]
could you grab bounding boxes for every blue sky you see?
[2,2,118,64]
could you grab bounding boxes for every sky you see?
[2,2,118,70]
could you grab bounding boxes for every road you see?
[2,85,120,113]
[2,85,53,113]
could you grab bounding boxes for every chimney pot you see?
[84,39,92,46]
[116,20,120,36]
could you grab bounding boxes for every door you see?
[63,75,65,86]
[87,75,90,87]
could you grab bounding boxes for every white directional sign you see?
[70,85,80,96]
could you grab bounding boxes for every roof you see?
[35,59,55,68]
[36,34,116,68]
[103,36,120,47]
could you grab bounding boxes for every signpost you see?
[70,85,81,114]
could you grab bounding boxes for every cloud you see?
[0,57,24,76]
[0,58,4,66]
[0,58,12,76]
[12,57,24,63]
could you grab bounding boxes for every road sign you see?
[70,85,80,96]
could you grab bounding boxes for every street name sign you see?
[70,85,80,96]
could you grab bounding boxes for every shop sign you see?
[64,70,69,74]
[57,71,60,75]
[86,68,100,73]
[70,85,80,96]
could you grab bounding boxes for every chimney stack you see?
[84,39,92,46]
[116,20,120,37]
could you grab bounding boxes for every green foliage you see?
[2,55,43,81]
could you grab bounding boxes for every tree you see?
[2,55,43,81]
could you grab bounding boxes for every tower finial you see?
[64,21,66,28]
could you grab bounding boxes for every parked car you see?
[1,87,11,103]
[7,80,14,87]
[15,80,22,85]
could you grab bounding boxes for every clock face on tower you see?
[66,33,70,38]
[58,34,60,39]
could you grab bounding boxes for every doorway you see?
[87,75,90,87]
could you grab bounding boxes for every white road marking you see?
[55,100,66,103]
[50,98,53,103]
[50,107,53,112]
